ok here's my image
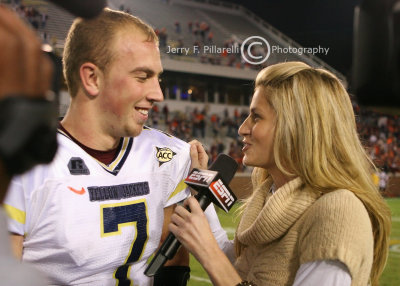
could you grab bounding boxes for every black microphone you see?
[144,154,238,277]
[48,0,106,19]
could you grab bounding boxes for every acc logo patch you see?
[156,147,177,166]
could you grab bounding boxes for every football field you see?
[381,198,400,286]
[188,198,400,286]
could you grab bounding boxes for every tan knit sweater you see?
[234,177,373,286]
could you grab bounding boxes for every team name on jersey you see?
[88,182,150,202]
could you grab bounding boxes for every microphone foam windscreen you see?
[209,154,238,183]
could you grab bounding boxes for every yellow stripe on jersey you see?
[57,129,69,138]
[96,137,130,171]
[167,179,188,201]
[58,129,133,175]
[3,204,26,224]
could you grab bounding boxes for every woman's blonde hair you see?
[239,61,391,285]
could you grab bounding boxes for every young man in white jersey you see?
[4,8,229,286]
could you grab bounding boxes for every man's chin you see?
[123,124,144,138]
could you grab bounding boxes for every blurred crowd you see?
[355,103,400,174]
[14,3,48,30]
[6,0,59,51]
[154,17,267,70]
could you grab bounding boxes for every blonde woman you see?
[170,62,391,286]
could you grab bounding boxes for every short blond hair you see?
[63,8,158,97]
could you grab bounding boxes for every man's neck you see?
[61,103,120,151]
[59,123,122,165]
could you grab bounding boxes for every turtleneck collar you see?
[237,177,321,245]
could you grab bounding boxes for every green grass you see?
[380,198,400,286]
[188,199,400,285]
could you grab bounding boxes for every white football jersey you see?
[4,126,192,286]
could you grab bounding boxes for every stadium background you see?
[3,0,399,284]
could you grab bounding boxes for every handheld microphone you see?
[144,154,238,277]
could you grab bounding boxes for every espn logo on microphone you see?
[209,179,236,212]
[185,169,218,187]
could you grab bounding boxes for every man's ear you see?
[79,62,102,97]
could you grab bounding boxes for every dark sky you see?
[225,0,361,78]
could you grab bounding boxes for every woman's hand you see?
[169,197,243,286]
[169,197,218,265]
